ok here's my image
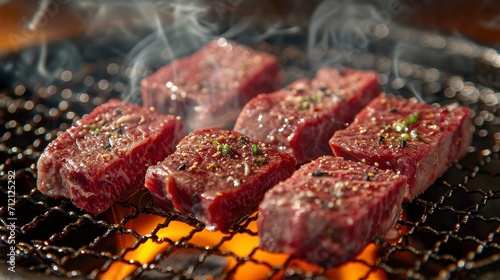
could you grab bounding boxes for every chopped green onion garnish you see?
[85,124,97,130]
[251,144,260,155]
[92,128,100,136]
[400,133,410,141]
[254,157,266,163]
[309,94,319,103]
[404,113,419,125]
[299,100,310,110]
[220,144,231,155]
[208,162,219,169]
[212,140,219,147]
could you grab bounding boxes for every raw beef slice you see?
[234,67,380,164]
[145,127,296,231]
[141,38,282,131]
[258,156,406,267]
[37,99,185,215]
[329,94,472,201]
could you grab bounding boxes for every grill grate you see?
[1,26,500,279]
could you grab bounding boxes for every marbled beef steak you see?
[37,99,185,215]
[258,156,406,266]
[329,94,472,200]
[141,38,282,131]
[234,67,380,164]
[145,127,296,231]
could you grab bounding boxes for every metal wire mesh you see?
[1,26,500,279]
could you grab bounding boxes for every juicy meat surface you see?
[258,156,406,267]
[37,99,185,215]
[234,67,381,164]
[145,127,296,231]
[329,94,472,201]
[141,38,282,131]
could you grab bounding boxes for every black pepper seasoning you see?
[377,135,385,145]
[400,139,408,147]
[104,141,112,150]
[311,170,329,177]
[238,136,248,144]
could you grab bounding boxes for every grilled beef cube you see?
[37,99,185,215]
[141,38,282,131]
[234,67,380,164]
[258,156,406,267]
[145,127,296,231]
[329,94,472,201]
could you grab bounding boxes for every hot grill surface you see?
[1,25,500,279]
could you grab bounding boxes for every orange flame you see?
[100,205,386,280]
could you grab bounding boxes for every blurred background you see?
[0,0,499,54]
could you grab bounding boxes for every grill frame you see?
[1,11,500,279]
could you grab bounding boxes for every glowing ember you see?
[100,205,386,280]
